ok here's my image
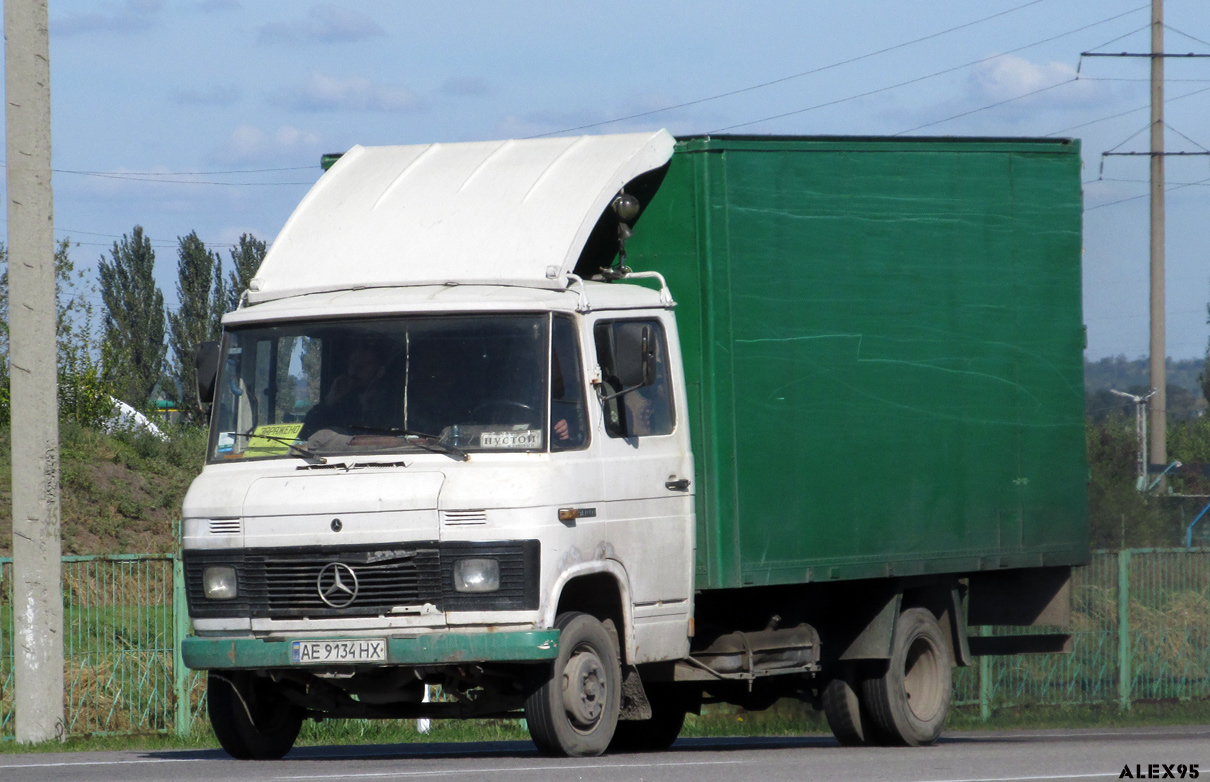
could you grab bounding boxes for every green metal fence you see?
[2,549,1209,738]
[953,550,1210,716]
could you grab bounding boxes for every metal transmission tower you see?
[1082,0,1210,476]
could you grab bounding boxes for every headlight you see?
[453,558,500,593]
[202,565,238,600]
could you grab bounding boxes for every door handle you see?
[665,478,690,492]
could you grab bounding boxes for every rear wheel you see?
[525,612,622,757]
[860,607,952,746]
[207,671,304,760]
[609,683,688,753]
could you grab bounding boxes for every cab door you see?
[586,310,694,662]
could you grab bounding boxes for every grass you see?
[0,423,208,557]
[3,699,1210,755]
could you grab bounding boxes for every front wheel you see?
[525,612,622,757]
[207,671,304,760]
[860,607,952,746]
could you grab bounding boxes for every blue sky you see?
[8,0,1210,359]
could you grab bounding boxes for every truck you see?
[181,130,1088,759]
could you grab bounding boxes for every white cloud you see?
[269,73,425,113]
[887,54,1118,133]
[212,124,321,164]
[258,4,384,44]
[968,55,1103,108]
[52,0,163,37]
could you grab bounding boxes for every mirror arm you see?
[596,382,643,403]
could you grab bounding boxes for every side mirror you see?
[613,323,655,389]
[195,341,221,407]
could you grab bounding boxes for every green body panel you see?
[181,629,560,670]
[625,136,1089,591]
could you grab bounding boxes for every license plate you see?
[290,638,387,664]
[480,429,541,448]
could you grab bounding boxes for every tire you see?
[525,612,622,757]
[207,671,304,760]
[821,665,878,747]
[609,684,687,753]
[860,607,952,746]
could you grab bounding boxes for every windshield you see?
[209,315,550,461]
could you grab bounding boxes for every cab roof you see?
[247,130,675,305]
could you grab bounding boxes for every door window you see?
[594,319,675,438]
[551,316,589,451]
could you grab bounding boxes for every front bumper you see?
[182,629,560,670]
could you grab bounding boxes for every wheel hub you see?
[903,636,944,722]
[562,648,606,728]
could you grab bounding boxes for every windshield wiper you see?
[347,425,470,462]
[231,432,327,463]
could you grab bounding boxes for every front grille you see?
[185,541,538,619]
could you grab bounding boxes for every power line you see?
[55,170,314,186]
[894,78,1076,135]
[1163,25,1210,51]
[57,165,313,176]
[710,5,1147,133]
[2,161,315,177]
[1,219,245,249]
[1079,77,1210,82]
[1045,83,1210,135]
[1086,177,1210,186]
[525,0,1058,138]
[1081,23,1150,55]
[1085,174,1210,211]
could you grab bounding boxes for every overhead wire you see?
[525,0,1058,138]
[1164,25,1210,51]
[56,170,314,186]
[710,5,1147,133]
[1085,174,1210,211]
[1,161,316,179]
[894,78,1076,135]
[1081,23,1151,55]
[1045,83,1210,135]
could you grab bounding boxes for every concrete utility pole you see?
[1148,0,1166,471]
[5,0,65,743]
[1086,0,1210,479]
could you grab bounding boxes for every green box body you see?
[624,135,1089,592]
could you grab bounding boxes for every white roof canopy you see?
[247,130,675,305]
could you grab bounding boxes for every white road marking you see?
[275,759,750,780]
[912,774,1117,782]
[0,758,207,770]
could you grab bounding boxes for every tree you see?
[0,239,113,426]
[226,233,266,311]
[99,226,166,410]
[168,231,224,422]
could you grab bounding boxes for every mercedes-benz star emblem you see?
[317,562,359,608]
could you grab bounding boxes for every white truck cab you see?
[182,131,696,758]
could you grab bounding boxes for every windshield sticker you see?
[479,430,542,449]
[216,432,235,454]
[244,423,305,457]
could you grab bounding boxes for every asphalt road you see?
[1,725,1206,782]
